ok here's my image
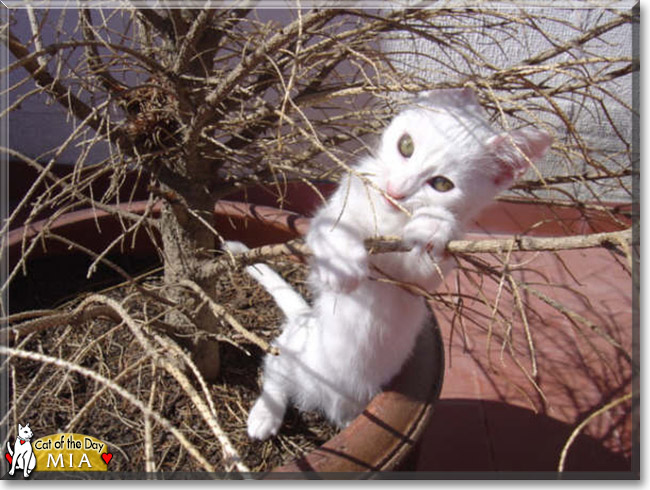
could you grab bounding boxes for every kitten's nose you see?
[386,183,405,200]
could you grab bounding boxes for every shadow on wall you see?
[417,399,630,473]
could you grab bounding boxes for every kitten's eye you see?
[398,133,414,158]
[428,176,455,192]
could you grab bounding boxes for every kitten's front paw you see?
[309,238,368,293]
[247,397,284,440]
[313,255,367,293]
[403,210,457,261]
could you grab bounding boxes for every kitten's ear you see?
[18,423,23,430]
[487,128,552,184]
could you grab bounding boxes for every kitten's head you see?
[375,88,551,218]
[18,423,33,441]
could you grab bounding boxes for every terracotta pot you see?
[8,200,445,476]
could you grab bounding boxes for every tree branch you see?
[134,8,176,42]
[197,228,633,280]
[172,7,217,74]
[178,280,278,355]
[5,31,108,135]
[81,9,127,93]
[447,228,633,255]
[186,9,339,149]
[522,11,637,67]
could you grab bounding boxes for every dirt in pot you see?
[6,257,339,473]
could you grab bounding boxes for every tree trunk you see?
[159,176,221,381]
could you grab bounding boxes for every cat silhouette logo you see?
[6,423,36,478]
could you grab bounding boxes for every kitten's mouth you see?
[383,187,405,211]
[384,195,401,211]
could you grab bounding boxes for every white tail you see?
[223,241,310,320]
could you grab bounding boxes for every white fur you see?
[7,423,36,477]
[232,88,551,440]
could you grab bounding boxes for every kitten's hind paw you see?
[247,396,285,440]
[223,241,250,254]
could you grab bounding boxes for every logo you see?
[5,424,112,476]
[6,423,36,478]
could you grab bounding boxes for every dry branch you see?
[187,9,339,149]
[6,305,120,343]
[5,33,100,130]
[198,228,633,280]
[447,228,633,255]
[179,279,279,355]
[558,392,632,472]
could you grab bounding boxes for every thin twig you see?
[558,392,632,472]
[179,280,278,356]
[144,362,157,475]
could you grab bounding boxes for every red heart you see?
[5,453,11,465]
[101,453,112,465]
[19,440,25,445]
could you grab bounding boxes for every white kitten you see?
[230,88,551,440]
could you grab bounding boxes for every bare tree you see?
[1,3,638,473]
